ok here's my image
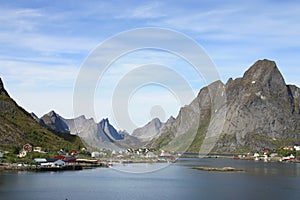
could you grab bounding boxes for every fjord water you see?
[1,158,300,200]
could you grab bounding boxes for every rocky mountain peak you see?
[243,59,286,87]
[150,117,162,126]
[0,78,9,96]
[166,116,175,124]
[99,118,109,125]
[0,78,3,91]
[40,110,70,134]
[132,118,163,142]
[99,118,124,141]
[47,110,58,118]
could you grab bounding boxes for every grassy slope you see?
[0,81,84,154]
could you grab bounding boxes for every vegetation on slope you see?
[0,78,85,155]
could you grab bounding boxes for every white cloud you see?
[115,2,165,19]
[0,59,78,87]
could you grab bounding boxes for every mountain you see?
[132,118,162,142]
[215,59,300,152]
[149,59,300,153]
[132,117,175,142]
[0,78,84,152]
[40,111,70,134]
[99,118,124,141]
[40,112,141,150]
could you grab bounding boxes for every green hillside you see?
[0,78,85,155]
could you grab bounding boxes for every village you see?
[0,143,300,171]
[232,145,300,162]
[0,144,178,171]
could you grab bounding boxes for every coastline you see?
[1,153,299,173]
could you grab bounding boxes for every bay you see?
[1,158,300,200]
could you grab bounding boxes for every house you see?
[263,149,270,155]
[23,144,33,152]
[283,146,293,151]
[33,147,43,152]
[145,152,156,158]
[282,154,295,161]
[91,152,100,158]
[294,145,300,151]
[47,158,66,167]
[18,150,27,158]
[160,151,172,157]
[55,155,76,163]
[71,150,78,156]
[34,158,66,168]
[34,158,47,164]
[270,153,278,157]
[253,153,260,158]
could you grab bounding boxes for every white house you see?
[145,152,156,158]
[91,152,100,158]
[294,145,300,151]
[34,158,66,167]
[253,153,260,158]
[18,150,27,158]
[33,147,43,152]
[51,159,66,167]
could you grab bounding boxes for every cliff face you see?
[151,59,300,152]
[216,59,300,152]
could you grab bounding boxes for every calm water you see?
[1,158,300,200]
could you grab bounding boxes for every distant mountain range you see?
[37,111,142,150]
[1,59,299,153]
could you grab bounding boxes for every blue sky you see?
[0,0,299,132]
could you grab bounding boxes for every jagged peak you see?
[167,116,175,121]
[0,77,9,96]
[146,117,162,126]
[99,118,109,124]
[242,59,285,85]
[0,77,3,89]
[151,117,161,122]
[77,115,87,119]
[47,110,58,117]
[208,80,224,87]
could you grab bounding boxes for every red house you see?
[55,155,76,163]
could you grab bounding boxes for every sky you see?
[0,0,299,132]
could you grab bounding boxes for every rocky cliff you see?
[150,59,300,153]
[215,59,300,152]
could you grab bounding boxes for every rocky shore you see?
[192,166,244,172]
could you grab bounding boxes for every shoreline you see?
[1,154,299,172]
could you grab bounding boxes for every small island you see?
[192,166,244,172]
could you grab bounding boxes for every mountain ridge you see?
[150,59,300,153]
[39,111,140,150]
[3,59,298,153]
